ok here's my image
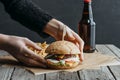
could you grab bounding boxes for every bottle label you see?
[84,0,91,3]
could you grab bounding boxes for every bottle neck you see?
[82,2,93,21]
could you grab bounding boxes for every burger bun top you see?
[45,41,80,54]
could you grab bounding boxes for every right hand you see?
[44,19,84,61]
[0,34,46,68]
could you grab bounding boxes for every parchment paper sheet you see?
[0,52,120,75]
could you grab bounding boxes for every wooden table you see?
[0,44,120,80]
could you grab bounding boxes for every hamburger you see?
[45,41,81,69]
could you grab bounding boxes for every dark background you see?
[0,0,120,47]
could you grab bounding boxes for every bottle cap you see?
[84,0,91,3]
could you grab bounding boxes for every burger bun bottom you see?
[46,60,80,69]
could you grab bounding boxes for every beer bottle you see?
[78,0,96,53]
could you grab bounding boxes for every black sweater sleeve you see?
[0,0,53,38]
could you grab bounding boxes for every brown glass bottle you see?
[78,0,96,53]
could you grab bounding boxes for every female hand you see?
[0,34,46,68]
[44,19,84,61]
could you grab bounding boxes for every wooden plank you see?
[59,72,80,80]
[79,67,115,80]
[96,44,116,56]
[97,44,120,80]
[45,72,59,80]
[105,44,120,80]
[0,66,14,80]
[109,65,120,80]
[46,71,79,80]
[11,67,44,80]
[106,44,120,58]
[77,44,116,80]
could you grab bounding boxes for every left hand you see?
[0,34,46,68]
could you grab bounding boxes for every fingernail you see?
[70,37,75,40]
[70,36,75,40]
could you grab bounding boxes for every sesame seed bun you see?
[45,41,80,54]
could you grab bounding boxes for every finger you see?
[76,41,84,62]
[23,47,46,64]
[72,31,84,61]
[75,42,84,61]
[80,51,84,61]
[75,42,79,48]
[17,55,46,68]
[23,38,41,50]
[72,31,84,51]
[66,29,75,41]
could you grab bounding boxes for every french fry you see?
[28,42,49,58]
